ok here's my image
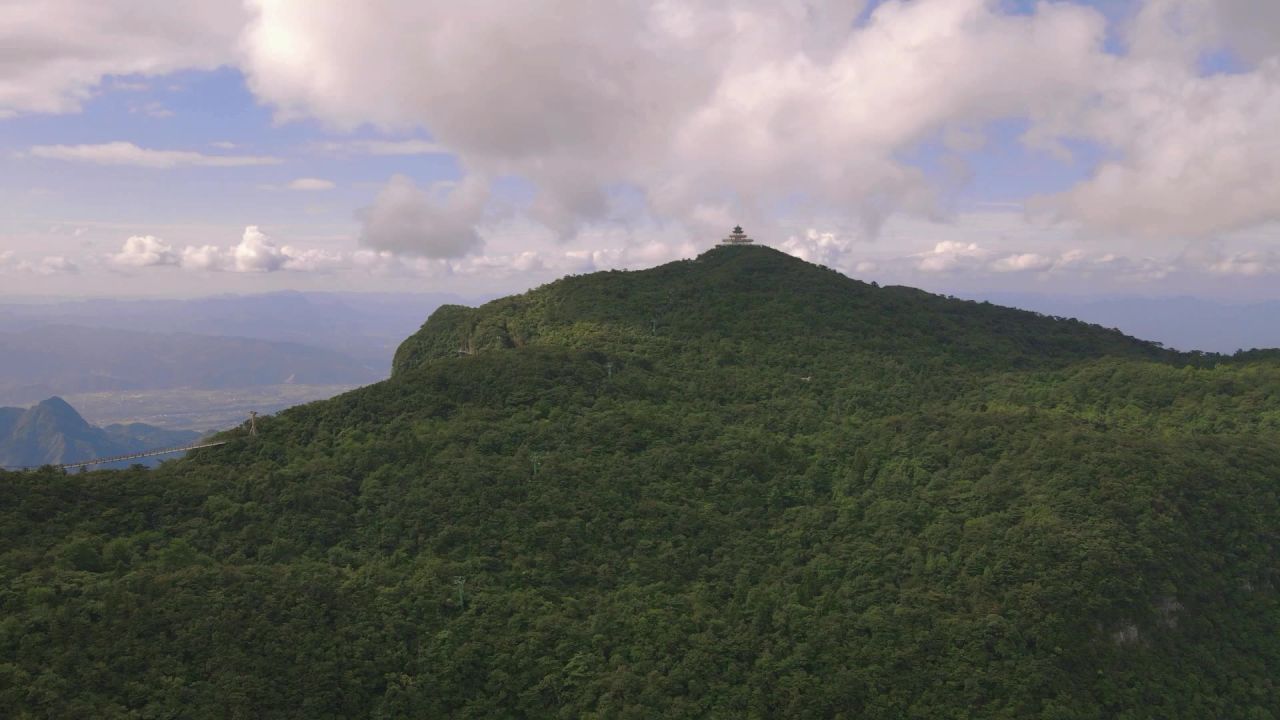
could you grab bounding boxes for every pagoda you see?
[720,225,753,245]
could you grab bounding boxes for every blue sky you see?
[1,0,1278,300]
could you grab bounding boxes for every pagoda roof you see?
[721,225,753,245]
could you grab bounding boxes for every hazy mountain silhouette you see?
[0,396,199,467]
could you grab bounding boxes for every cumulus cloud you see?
[111,235,180,267]
[28,142,281,168]
[35,256,78,275]
[1037,59,1280,238]
[173,226,287,272]
[230,0,1280,244]
[1203,248,1280,276]
[286,177,335,190]
[1028,0,1280,238]
[0,0,244,115]
[230,225,287,272]
[917,241,993,273]
[991,253,1056,273]
[180,244,225,271]
[779,229,854,268]
[0,253,83,275]
[172,226,363,273]
[238,0,1108,238]
[10,0,1280,264]
[279,248,349,272]
[1130,0,1280,65]
[357,174,488,258]
[315,139,446,156]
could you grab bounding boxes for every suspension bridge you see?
[1,412,254,473]
[1,440,231,472]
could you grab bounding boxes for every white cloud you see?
[0,1,244,115]
[779,229,857,269]
[0,252,82,275]
[231,225,286,272]
[315,139,446,156]
[1028,0,1280,239]
[8,0,1280,272]
[286,177,335,191]
[175,226,287,272]
[238,0,1108,237]
[1037,58,1280,238]
[917,241,992,273]
[175,226,361,274]
[357,174,488,258]
[1204,249,1280,276]
[991,253,1055,273]
[1130,0,1280,65]
[28,142,281,168]
[111,234,179,267]
[230,0,1280,245]
[279,247,348,272]
[180,244,225,271]
[35,256,78,275]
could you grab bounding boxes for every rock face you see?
[0,397,199,467]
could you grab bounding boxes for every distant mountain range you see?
[0,290,479,371]
[0,397,200,468]
[0,292,482,411]
[972,293,1280,354]
[0,325,384,405]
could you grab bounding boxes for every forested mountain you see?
[2,246,1278,717]
[0,397,200,467]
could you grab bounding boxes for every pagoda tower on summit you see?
[720,225,753,245]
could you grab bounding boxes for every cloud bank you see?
[4,0,1280,290]
[28,142,281,168]
[0,0,243,114]
[357,174,487,258]
[231,0,1280,245]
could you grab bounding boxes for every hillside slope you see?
[393,245,1170,376]
[1,246,1278,718]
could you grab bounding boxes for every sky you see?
[1,0,1279,300]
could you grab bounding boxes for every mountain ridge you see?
[0,325,383,405]
[393,245,1171,377]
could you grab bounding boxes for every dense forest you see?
[2,246,1278,718]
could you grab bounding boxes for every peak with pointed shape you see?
[29,396,93,432]
[0,397,198,468]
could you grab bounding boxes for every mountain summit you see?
[394,245,1166,377]
[2,249,1278,717]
